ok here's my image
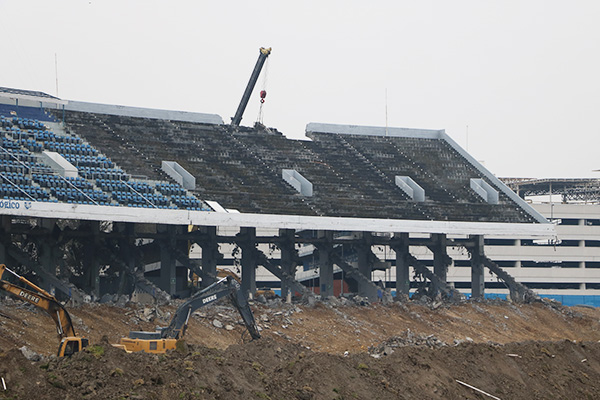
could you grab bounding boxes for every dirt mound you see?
[1,297,600,399]
[1,338,600,399]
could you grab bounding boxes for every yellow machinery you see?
[1,264,260,356]
[115,276,260,354]
[0,264,89,357]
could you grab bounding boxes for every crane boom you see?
[231,47,271,127]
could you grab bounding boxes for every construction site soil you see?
[1,297,600,399]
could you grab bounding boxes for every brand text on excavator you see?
[19,290,40,304]
[202,294,217,304]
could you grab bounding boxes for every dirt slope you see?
[1,297,600,399]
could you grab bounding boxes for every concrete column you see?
[38,219,58,294]
[200,226,219,288]
[393,233,410,298]
[317,230,334,298]
[431,233,449,296]
[0,241,5,264]
[240,227,257,297]
[83,220,100,298]
[470,235,485,299]
[279,229,296,299]
[357,232,373,297]
[0,217,8,270]
[159,225,178,296]
[117,222,136,295]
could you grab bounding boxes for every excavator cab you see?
[58,337,89,357]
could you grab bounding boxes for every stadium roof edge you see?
[0,86,68,106]
[64,100,224,125]
[306,122,444,138]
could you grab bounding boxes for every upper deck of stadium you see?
[0,86,551,237]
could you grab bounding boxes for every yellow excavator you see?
[115,276,261,354]
[0,264,89,357]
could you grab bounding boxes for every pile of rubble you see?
[368,329,448,358]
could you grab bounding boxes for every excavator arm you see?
[0,264,86,357]
[161,276,261,340]
[0,264,76,338]
[119,276,260,353]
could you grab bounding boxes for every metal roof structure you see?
[0,86,67,105]
[503,178,600,203]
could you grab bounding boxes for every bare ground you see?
[1,296,600,399]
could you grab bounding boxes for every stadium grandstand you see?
[0,85,575,307]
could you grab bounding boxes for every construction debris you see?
[369,329,447,357]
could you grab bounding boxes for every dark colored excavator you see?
[0,264,89,357]
[115,276,261,353]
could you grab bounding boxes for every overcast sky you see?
[1,1,599,178]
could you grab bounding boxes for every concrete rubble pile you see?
[368,329,448,358]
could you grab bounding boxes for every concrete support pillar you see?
[160,225,178,296]
[317,230,334,298]
[200,226,219,288]
[431,233,449,296]
[0,240,5,264]
[39,219,57,285]
[240,227,257,298]
[279,228,296,299]
[117,222,136,295]
[357,232,373,297]
[83,220,100,298]
[0,217,9,269]
[393,233,410,298]
[470,235,485,299]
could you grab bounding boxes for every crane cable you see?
[256,57,269,125]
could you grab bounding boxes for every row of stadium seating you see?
[156,182,187,196]
[0,115,45,130]
[0,182,50,200]
[34,174,94,190]
[112,191,170,207]
[51,187,111,204]
[1,171,31,186]
[5,127,57,141]
[43,141,98,156]
[63,154,114,169]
